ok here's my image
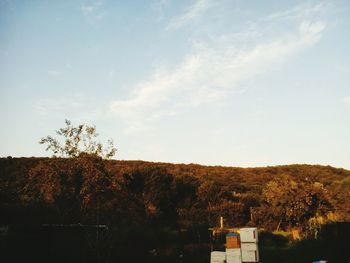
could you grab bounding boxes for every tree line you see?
[1,156,349,231]
[1,120,349,262]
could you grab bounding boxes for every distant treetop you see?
[39,119,117,159]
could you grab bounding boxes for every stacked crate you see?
[226,233,242,263]
[210,251,226,263]
[239,228,259,262]
[210,228,260,263]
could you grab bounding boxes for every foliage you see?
[23,155,116,223]
[1,158,349,229]
[254,174,333,231]
[329,176,350,220]
[2,157,350,262]
[39,119,116,159]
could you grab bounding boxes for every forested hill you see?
[1,157,350,231]
[107,159,350,186]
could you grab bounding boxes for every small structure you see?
[209,218,260,263]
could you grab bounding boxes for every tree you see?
[39,119,116,159]
[24,120,119,224]
[254,174,333,231]
[330,176,350,221]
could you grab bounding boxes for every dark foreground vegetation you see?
[1,156,350,263]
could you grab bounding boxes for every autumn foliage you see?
[1,157,349,230]
[1,157,350,263]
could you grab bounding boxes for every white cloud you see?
[109,3,327,133]
[265,2,327,22]
[167,0,213,30]
[298,21,326,44]
[110,22,325,122]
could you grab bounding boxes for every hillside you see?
[1,157,349,228]
[1,157,350,263]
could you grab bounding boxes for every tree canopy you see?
[39,119,117,159]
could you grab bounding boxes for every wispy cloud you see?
[80,0,105,21]
[109,3,327,133]
[265,2,327,21]
[167,0,213,30]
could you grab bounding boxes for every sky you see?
[1,0,350,169]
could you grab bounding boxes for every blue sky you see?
[1,0,350,169]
